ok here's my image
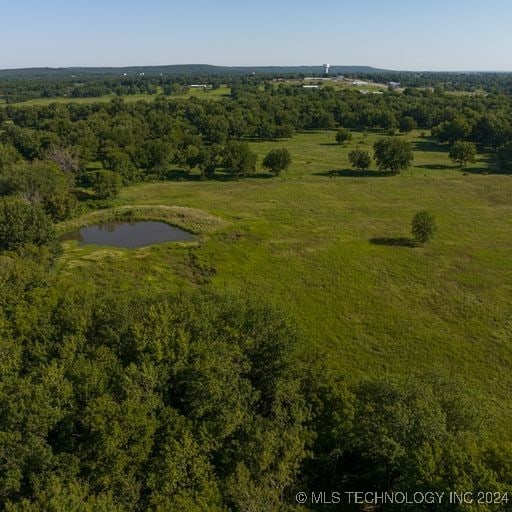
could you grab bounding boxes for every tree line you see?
[0,247,511,510]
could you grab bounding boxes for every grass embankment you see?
[57,204,228,235]
[57,130,512,437]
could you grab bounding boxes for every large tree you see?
[449,141,477,167]
[373,137,414,173]
[223,141,257,177]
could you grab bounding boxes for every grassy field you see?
[2,86,231,107]
[58,130,512,436]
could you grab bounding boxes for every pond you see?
[60,221,196,248]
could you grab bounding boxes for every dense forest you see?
[1,75,512,510]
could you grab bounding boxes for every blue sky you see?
[2,0,512,70]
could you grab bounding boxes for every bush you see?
[411,210,436,244]
[335,128,352,145]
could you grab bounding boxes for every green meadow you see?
[2,86,231,107]
[59,130,512,435]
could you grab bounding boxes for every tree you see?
[92,170,122,199]
[1,161,76,220]
[411,210,436,244]
[0,199,58,251]
[223,141,257,177]
[43,145,82,178]
[449,141,477,167]
[432,117,472,144]
[262,148,292,176]
[335,128,352,145]
[399,116,417,133]
[348,149,371,171]
[373,137,414,173]
[102,149,139,183]
[497,142,512,172]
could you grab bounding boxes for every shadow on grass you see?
[370,237,416,248]
[413,140,448,153]
[421,164,453,170]
[315,169,392,178]
[164,170,272,182]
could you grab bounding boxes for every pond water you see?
[60,221,196,248]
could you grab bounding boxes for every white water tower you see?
[323,63,330,75]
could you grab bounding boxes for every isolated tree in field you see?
[449,141,477,167]
[262,148,292,176]
[223,141,257,177]
[373,137,414,173]
[335,128,352,145]
[411,211,436,244]
[348,149,371,171]
[92,170,122,199]
[399,116,417,133]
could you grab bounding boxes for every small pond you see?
[60,221,196,248]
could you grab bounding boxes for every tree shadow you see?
[314,169,391,178]
[164,170,237,182]
[421,164,452,170]
[413,140,447,153]
[370,237,416,247]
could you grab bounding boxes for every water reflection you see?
[60,221,195,248]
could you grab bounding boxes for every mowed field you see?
[58,130,512,436]
[1,86,231,107]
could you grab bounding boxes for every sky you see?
[2,0,512,71]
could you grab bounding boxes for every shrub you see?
[411,210,436,244]
[335,128,352,145]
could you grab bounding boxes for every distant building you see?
[303,85,320,89]
[190,84,208,88]
[388,81,401,88]
[352,80,368,86]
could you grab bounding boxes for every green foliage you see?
[348,148,371,170]
[0,199,58,252]
[399,116,417,133]
[262,148,292,175]
[373,137,414,173]
[449,140,477,167]
[335,128,352,145]
[101,149,139,183]
[496,142,512,172]
[0,161,75,220]
[223,141,257,177]
[92,170,122,199]
[432,117,472,144]
[0,284,307,510]
[411,210,437,244]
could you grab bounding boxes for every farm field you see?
[58,129,512,436]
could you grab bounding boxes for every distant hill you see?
[0,64,390,79]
